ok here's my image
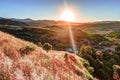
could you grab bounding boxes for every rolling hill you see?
[1,17,120,51]
[0,31,94,80]
[0,18,28,26]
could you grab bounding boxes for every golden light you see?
[60,9,76,22]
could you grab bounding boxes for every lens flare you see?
[62,0,77,53]
[68,23,77,53]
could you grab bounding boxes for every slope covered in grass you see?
[0,31,94,80]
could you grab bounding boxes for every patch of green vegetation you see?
[75,69,82,76]
[64,53,68,59]
[99,41,112,46]
[42,43,52,52]
[106,32,120,39]
[77,59,94,79]
[20,45,36,55]
[0,18,28,26]
[77,44,120,80]
[25,45,36,51]
[87,34,108,45]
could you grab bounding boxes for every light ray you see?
[68,24,77,53]
[63,0,77,53]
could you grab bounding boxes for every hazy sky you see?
[0,0,120,22]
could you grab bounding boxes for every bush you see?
[78,45,93,56]
[106,32,120,39]
[78,44,120,80]
[96,51,103,56]
[87,67,94,74]
[99,41,112,46]
[25,45,35,51]
[88,34,107,45]
[42,43,52,52]
[20,45,35,55]
[64,53,68,59]
[95,51,103,59]
[75,69,82,76]
[81,59,94,74]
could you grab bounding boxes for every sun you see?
[60,9,76,22]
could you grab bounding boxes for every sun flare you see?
[60,9,76,22]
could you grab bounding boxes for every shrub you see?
[99,41,112,46]
[64,53,68,59]
[95,51,103,59]
[81,59,90,67]
[42,43,52,52]
[26,45,35,51]
[84,69,94,80]
[88,34,107,45]
[106,32,120,39]
[78,61,82,68]
[77,44,85,56]
[95,51,103,56]
[87,67,94,74]
[20,45,35,55]
[75,69,82,76]
[82,60,94,74]
[78,45,93,56]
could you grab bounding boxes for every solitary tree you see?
[42,43,52,52]
[79,45,93,55]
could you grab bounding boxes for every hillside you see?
[0,31,94,80]
[11,17,120,34]
[0,24,88,51]
[1,17,120,34]
[0,18,28,26]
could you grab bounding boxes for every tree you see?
[42,43,52,52]
[78,45,93,56]
[95,51,103,60]
[89,34,107,45]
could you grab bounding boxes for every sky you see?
[0,0,120,22]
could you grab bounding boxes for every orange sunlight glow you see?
[60,9,76,22]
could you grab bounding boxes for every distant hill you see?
[0,18,28,26]
[1,17,120,28]
[13,18,120,34]
[4,17,81,27]
[11,18,33,22]
[1,17,120,49]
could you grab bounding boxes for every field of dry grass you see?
[0,31,94,80]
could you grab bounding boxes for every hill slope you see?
[0,18,28,26]
[0,31,94,80]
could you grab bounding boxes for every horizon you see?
[1,16,120,23]
[0,0,120,22]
